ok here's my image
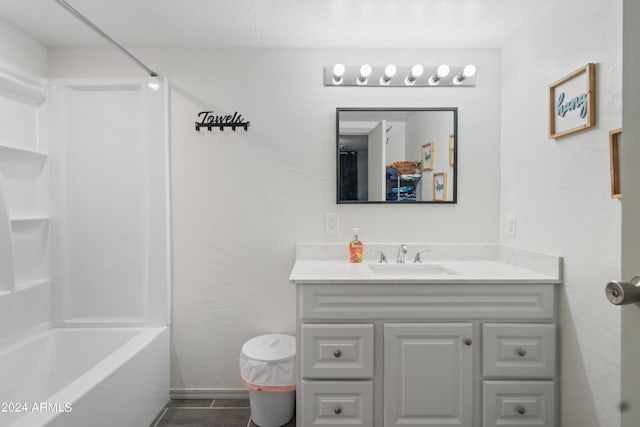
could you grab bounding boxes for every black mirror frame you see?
[336,107,458,204]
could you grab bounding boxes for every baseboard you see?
[170,388,249,400]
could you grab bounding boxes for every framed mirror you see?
[337,107,457,203]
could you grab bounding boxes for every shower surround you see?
[0,68,170,427]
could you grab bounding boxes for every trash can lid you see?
[241,334,296,362]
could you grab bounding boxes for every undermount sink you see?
[368,263,459,276]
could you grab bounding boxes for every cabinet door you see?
[384,323,473,427]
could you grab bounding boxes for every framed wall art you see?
[433,172,447,201]
[548,63,596,139]
[421,142,434,171]
[609,128,622,199]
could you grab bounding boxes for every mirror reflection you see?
[337,108,457,203]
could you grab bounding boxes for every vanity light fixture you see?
[324,64,476,87]
[428,64,450,86]
[380,64,397,85]
[358,64,372,85]
[332,63,345,85]
[405,64,424,85]
[453,64,477,85]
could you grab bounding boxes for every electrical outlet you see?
[325,213,338,235]
[507,214,517,237]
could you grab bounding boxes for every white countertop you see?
[289,244,563,284]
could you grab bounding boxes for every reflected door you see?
[367,120,386,201]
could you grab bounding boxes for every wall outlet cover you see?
[507,214,517,237]
[325,213,338,235]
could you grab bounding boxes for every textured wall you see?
[499,1,622,426]
[49,47,502,392]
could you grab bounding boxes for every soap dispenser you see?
[349,228,364,263]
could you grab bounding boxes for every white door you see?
[621,1,640,425]
[384,323,473,427]
[368,120,386,201]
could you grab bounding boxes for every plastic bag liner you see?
[240,334,296,392]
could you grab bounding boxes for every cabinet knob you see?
[516,348,527,357]
[333,349,342,358]
[516,405,526,415]
[463,337,472,346]
[334,406,342,415]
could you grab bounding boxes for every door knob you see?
[605,276,640,305]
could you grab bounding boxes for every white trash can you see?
[240,334,296,427]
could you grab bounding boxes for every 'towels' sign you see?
[195,111,250,131]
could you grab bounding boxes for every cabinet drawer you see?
[483,323,555,378]
[301,380,373,426]
[483,381,555,427]
[301,324,374,378]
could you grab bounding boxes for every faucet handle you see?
[367,249,388,263]
[413,249,432,263]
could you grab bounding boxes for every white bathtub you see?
[0,327,169,427]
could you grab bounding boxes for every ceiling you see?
[0,0,552,49]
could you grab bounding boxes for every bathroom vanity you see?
[289,244,562,427]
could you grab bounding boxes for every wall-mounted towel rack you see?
[195,111,250,132]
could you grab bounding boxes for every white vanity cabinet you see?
[295,283,558,427]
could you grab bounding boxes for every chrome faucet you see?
[413,249,432,263]
[397,244,408,264]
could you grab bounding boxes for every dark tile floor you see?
[149,399,296,427]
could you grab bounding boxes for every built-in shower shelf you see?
[10,216,49,224]
[0,145,47,165]
[14,278,50,292]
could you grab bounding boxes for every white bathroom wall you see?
[499,1,622,426]
[48,47,502,392]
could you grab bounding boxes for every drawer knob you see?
[463,337,472,346]
[516,405,526,415]
[334,406,342,415]
[333,349,342,358]
[516,348,527,357]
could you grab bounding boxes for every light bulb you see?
[380,64,397,84]
[453,64,477,85]
[332,63,345,84]
[428,64,450,86]
[405,64,424,85]
[358,64,372,84]
[437,64,450,78]
[462,64,476,78]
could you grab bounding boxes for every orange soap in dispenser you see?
[349,228,364,263]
